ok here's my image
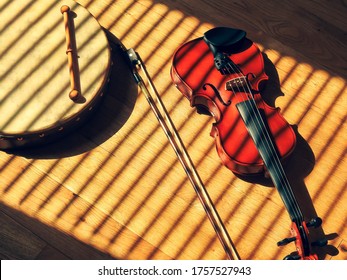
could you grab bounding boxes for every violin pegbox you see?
[278,217,327,260]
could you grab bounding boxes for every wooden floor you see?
[1,0,346,260]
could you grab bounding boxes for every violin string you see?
[227,61,303,222]
[222,56,303,223]
[235,68,303,222]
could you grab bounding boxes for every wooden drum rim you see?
[0,0,112,149]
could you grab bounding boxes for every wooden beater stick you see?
[126,48,240,260]
[61,5,81,101]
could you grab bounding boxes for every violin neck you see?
[236,99,303,222]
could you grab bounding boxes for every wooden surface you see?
[0,0,346,260]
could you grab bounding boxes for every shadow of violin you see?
[237,53,339,259]
[283,126,338,259]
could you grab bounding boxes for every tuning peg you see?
[277,236,296,246]
[306,217,322,228]
[283,254,301,260]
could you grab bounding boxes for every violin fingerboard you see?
[236,99,300,221]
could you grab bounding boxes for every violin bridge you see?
[225,76,248,91]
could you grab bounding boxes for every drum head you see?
[0,0,111,148]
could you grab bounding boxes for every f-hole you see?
[203,83,231,106]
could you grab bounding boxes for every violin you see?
[171,27,326,259]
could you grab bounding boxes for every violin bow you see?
[124,47,240,260]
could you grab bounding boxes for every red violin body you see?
[171,36,296,175]
[170,27,324,259]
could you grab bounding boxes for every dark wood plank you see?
[0,210,45,259]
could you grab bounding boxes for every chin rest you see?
[203,27,246,53]
[204,27,246,49]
